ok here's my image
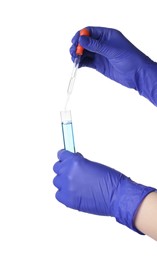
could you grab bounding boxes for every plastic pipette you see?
[61,28,89,153]
[64,28,90,110]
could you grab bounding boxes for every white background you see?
[0,0,157,259]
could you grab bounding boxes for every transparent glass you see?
[60,110,75,153]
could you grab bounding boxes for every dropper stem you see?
[64,56,80,110]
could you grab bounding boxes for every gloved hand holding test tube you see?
[60,28,90,153]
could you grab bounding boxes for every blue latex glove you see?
[53,149,155,234]
[70,26,157,106]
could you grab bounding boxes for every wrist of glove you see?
[135,61,157,106]
[112,175,155,234]
[53,150,156,234]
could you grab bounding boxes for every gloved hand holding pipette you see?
[53,26,157,241]
[70,26,157,106]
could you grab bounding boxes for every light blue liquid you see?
[61,121,75,153]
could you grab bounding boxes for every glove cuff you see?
[136,61,157,106]
[113,176,156,234]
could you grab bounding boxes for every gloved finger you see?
[80,35,115,59]
[70,28,91,61]
[69,45,77,62]
[79,36,100,53]
[85,26,110,40]
[57,149,74,161]
[53,175,61,189]
[69,48,92,68]
[55,190,71,208]
[71,30,80,44]
[55,190,63,204]
[79,50,96,68]
[57,149,65,159]
[53,161,62,174]
[71,26,109,49]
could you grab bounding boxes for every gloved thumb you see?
[79,35,110,57]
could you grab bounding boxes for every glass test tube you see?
[60,110,76,153]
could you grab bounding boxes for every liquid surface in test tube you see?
[61,120,75,153]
